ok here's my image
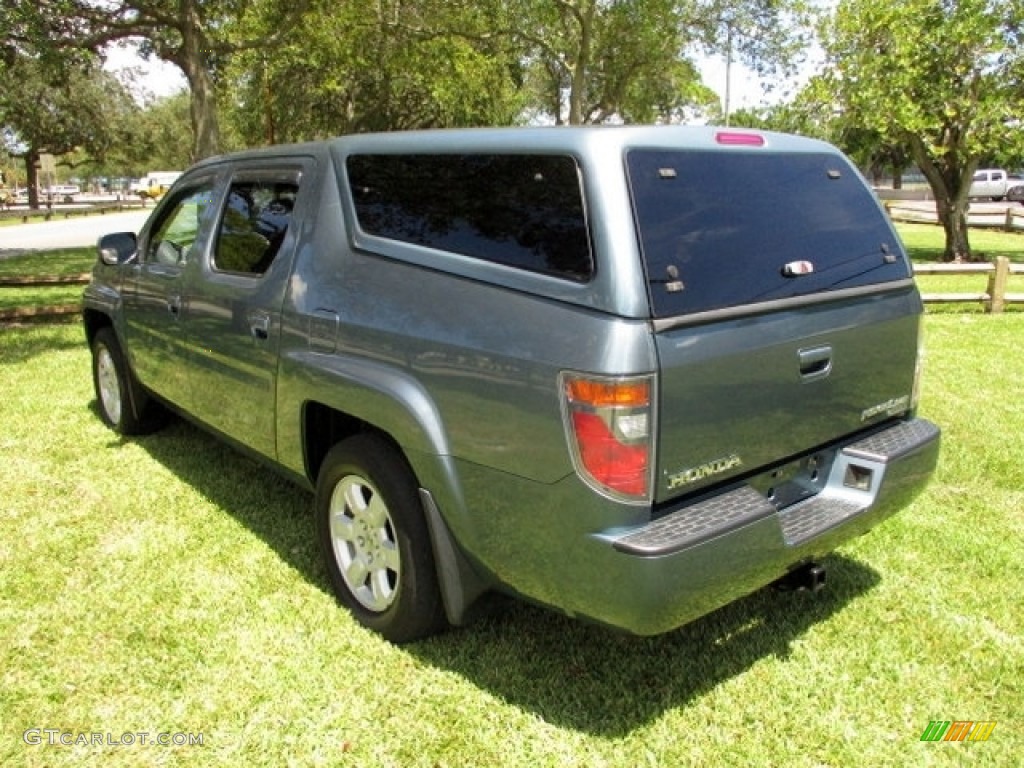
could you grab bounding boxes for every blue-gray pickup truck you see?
[83,126,940,642]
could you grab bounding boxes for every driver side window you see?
[146,183,217,266]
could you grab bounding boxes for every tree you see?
[733,78,915,187]
[512,0,709,124]
[229,0,805,136]
[697,0,817,122]
[9,0,312,161]
[0,56,138,208]
[100,91,196,176]
[822,0,1024,261]
[227,0,526,143]
[506,0,812,125]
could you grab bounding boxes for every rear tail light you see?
[560,373,655,503]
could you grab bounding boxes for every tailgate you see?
[623,140,921,504]
[653,289,922,502]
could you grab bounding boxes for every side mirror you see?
[98,232,138,266]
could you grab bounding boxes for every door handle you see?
[798,345,832,380]
[249,311,271,341]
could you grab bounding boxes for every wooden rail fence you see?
[0,200,147,224]
[914,256,1024,313]
[885,201,1024,233]
[1,260,1021,322]
[0,273,90,322]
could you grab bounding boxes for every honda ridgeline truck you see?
[83,126,940,642]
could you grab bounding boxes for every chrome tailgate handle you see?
[798,345,833,380]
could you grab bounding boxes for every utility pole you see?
[724,20,733,127]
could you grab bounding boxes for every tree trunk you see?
[187,67,221,160]
[566,0,595,125]
[263,63,277,146]
[177,1,221,160]
[24,150,40,210]
[908,136,975,262]
[893,164,904,190]
[936,199,972,262]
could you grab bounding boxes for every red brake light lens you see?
[562,374,655,502]
[715,131,765,147]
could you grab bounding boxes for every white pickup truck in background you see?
[969,169,1023,201]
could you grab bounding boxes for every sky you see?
[103,43,186,101]
[697,56,782,115]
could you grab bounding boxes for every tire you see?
[316,434,446,643]
[90,327,163,435]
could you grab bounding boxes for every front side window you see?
[212,176,299,275]
[347,154,593,281]
[146,183,216,266]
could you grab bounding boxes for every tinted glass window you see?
[627,150,911,317]
[347,154,593,281]
[146,183,216,266]
[213,178,298,275]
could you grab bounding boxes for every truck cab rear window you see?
[347,154,593,281]
[627,150,911,317]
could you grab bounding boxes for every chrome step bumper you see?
[613,418,941,556]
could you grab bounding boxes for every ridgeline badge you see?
[861,395,910,422]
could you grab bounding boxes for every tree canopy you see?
[0,56,138,207]
[227,0,527,144]
[821,0,1024,261]
[8,0,312,160]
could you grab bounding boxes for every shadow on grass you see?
[414,554,877,735]
[128,415,881,737]
[0,321,84,362]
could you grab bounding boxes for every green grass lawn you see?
[894,223,1024,312]
[896,222,1024,264]
[0,248,94,317]
[0,285,84,314]
[1,317,1021,767]
[0,247,95,278]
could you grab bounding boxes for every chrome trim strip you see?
[651,279,919,333]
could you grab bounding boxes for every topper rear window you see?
[626,150,911,317]
[347,154,593,281]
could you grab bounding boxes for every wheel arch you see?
[295,355,451,485]
[82,306,114,346]
[298,373,489,626]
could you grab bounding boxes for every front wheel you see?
[90,327,163,435]
[316,435,446,643]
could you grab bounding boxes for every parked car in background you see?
[46,184,81,201]
[969,169,1013,201]
[1006,176,1024,205]
[136,171,183,201]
